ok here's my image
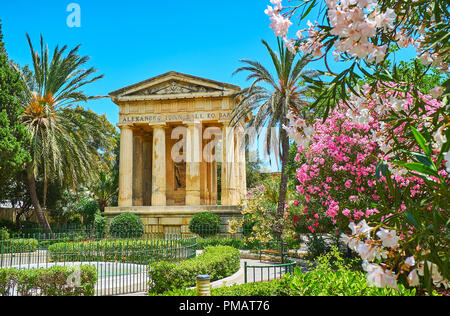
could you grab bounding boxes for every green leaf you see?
[404,211,419,228]
[394,161,439,177]
[411,126,431,156]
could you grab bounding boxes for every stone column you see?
[239,132,247,198]
[185,122,201,205]
[237,128,247,199]
[212,160,218,204]
[229,129,239,205]
[118,125,133,207]
[142,136,153,206]
[151,124,167,206]
[133,134,144,206]
[221,123,236,205]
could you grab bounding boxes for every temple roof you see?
[109,71,241,102]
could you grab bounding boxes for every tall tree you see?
[18,34,111,235]
[0,21,30,196]
[231,38,317,240]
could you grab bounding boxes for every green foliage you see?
[109,213,145,238]
[148,246,241,294]
[0,23,30,192]
[0,265,97,296]
[157,247,417,296]
[285,248,416,296]
[47,238,195,264]
[0,239,38,253]
[0,219,17,234]
[189,212,222,238]
[93,214,107,237]
[245,150,271,190]
[154,279,292,296]
[73,198,99,226]
[305,234,331,259]
[0,228,9,240]
[230,177,299,243]
[196,237,258,250]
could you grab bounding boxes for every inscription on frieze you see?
[121,111,231,123]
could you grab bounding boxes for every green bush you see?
[0,265,97,296]
[153,279,292,296]
[0,220,17,234]
[0,228,9,240]
[196,237,258,250]
[94,214,107,237]
[285,248,416,296]
[148,245,240,294]
[0,239,38,253]
[189,212,221,238]
[109,213,145,238]
[156,248,418,297]
[74,198,100,226]
[47,238,195,264]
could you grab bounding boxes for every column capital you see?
[218,120,231,126]
[117,123,133,129]
[148,122,167,129]
[182,120,202,127]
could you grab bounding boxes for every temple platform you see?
[103,205,242,234]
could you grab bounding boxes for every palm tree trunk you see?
[26,166,52,237]
[274,125,290,241]
[43,166,47,210]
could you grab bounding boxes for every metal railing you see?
[244,259,296,284]
[0,232,197,296]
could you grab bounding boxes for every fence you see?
[243,259,296,284]
[0,232,197,296]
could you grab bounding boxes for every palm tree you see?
[91,170,119,212]
[231,38,317,240]
[18,34,112,235]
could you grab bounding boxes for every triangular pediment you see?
[109,71,240,101]
[125,79,219,96]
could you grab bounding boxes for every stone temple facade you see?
[104,71,246,234]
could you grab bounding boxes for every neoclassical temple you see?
[104,72,246,233]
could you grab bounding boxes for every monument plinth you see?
[104,71,246,234]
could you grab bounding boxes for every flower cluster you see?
[265,0,291,38]
[265,1,449,73]
[288,104,428,232]
[326,0,395,62]
[342,220,449,289]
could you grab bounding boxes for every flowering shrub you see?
[342,220,448,291]
[288,98,432,233]
[264,0,449,292]
[229,179,299,244]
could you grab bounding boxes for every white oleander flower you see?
[376,228,399,248]
[407,269,420,287]
[349,219,372,237]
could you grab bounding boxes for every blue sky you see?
[1,0,282,127]
[0,1,416,170]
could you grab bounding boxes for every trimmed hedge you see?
[156,270,416,296]
[0,239,38,253]
[47,239,195,264]
[189,212,221,238]
[196,237,258,250]
[151,279,291,296]
[148,246,240,294]
[0,265,97,296]
[155,248,418,297]
[109,213,145,238]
